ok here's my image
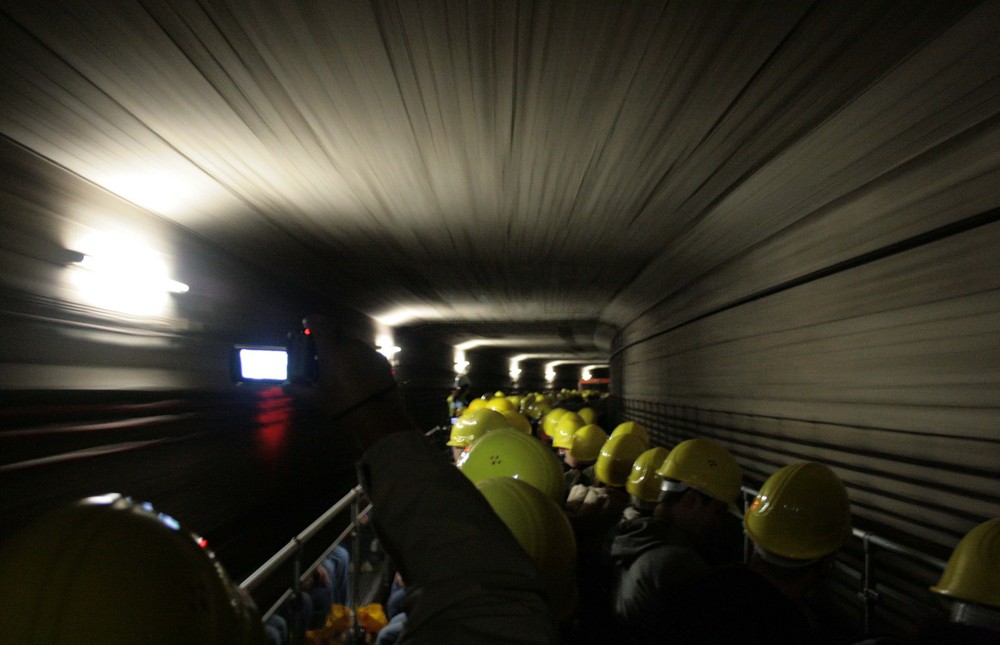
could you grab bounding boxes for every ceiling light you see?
[68,231,187,317]
[376,335,401,360]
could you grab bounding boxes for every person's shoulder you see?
[674,564,815,643]
[615,515,684,544]
[613,518,705,573]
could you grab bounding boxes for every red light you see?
[197,537,208,548]
[303,328,311,335]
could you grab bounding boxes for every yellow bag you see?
[325,604,353,632]
[357,603,388,634]
[303,603,353,644]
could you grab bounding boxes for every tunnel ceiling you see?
[0,1,988,357]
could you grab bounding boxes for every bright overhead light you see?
[376,335,401,360]
[453,348,470,375]
[582,364,607,381]
[68,231,188,317]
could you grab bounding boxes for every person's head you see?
[930,518,1000,632]
[609,421,650,449]
[551,412,585,454]
[0,493,266,644]
[499,409,533,435]
[594,432,646,488]
[743,462,851,598]
[563,424,607,469]
[654,438,742,539]
[626,446,670,513]
[476,477,577,621]
[577,407,597,425]
[540,408,569,440]
[457,428,565,503]
[446,407,511,462]
[484,396,516,414]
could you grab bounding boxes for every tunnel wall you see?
[611,228,1000,636]
[465,347,514,398]
[607,2,1000,559]
[517,361,547,393]
[393,326,456,431]
[614,218,1000,547]
[609,111,1000,642]
[0,137,372,391]
[606,11,1000,632]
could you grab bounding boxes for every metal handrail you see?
[241,471,951,639]
[740,484,947,569]
[239,485,363,592]
[241,428,442,635]
[740,485,948,634]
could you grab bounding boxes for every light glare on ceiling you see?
[375,307,444,327]
[97,167,232,219]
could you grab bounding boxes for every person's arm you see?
[292,317,556,643]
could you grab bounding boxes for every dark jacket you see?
[359,432,557,644]
[609,516,710,641]
[663,564,820,645]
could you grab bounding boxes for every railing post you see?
[350,492,362,643]
[742,488,753,563]
[290,537,305,644]
[858,532,879,634]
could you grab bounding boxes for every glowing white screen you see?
[239,349,287,381]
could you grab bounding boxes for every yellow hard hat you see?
[0,494,265,644]
[500,410,533,434]
[577,407,597,424]
[476,477,578,620]
[551,412,585,449]
[627,446,670,504]
[447,408,512,447]
[610,421,650,449]
[456,428,565,502]
[931,518,1000,608]
[744,462,852,561]
[567,424,608,463]
[485,397,516,414]
[526,401,552,421]
[494,390,506,398]
[466,398,487,413]
[656,438,742,505]
[541,408,569,437]
[595,433,647,487]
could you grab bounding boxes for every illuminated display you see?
[238,348,288,381]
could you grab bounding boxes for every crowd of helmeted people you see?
[1,316,997,644]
